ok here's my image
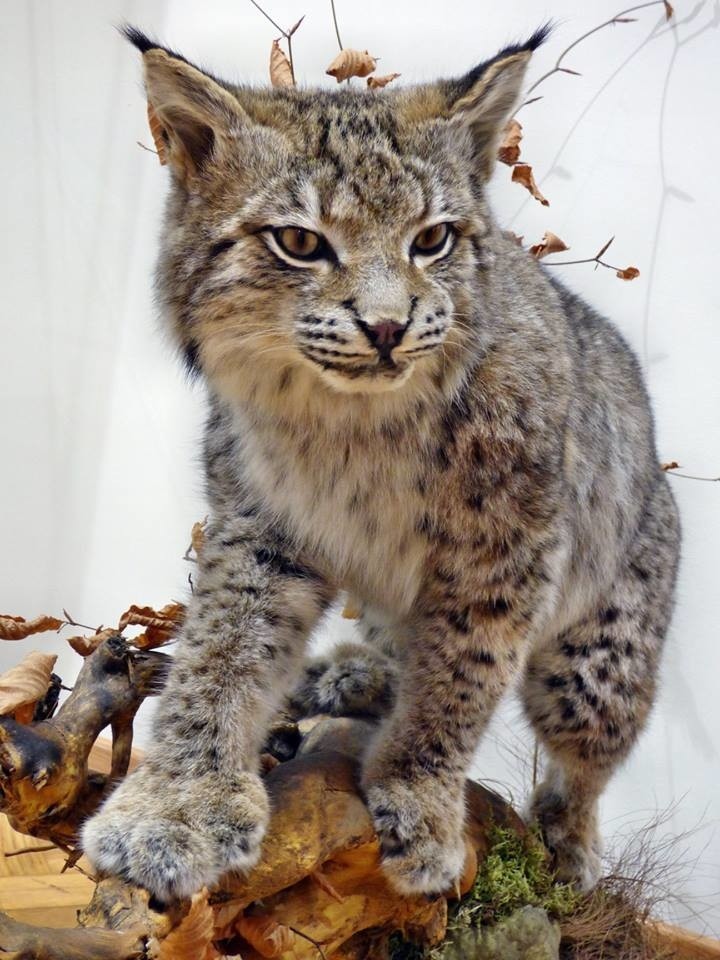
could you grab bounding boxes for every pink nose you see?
[366,320,406,348]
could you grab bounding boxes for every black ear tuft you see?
[455,22,553,95]
[507,21,554,57]
[118,23,194,66]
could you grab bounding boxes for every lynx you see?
[82,24,680,903]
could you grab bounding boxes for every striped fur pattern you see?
[82,25,680,902]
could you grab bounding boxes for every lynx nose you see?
[360,319,408,359]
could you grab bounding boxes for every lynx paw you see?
[82,767,269,903]
[287,642,397,719]
[529,782,602,892]
[365,778,466,895]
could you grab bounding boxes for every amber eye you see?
[412,222,453,258]
[273,227,326,261]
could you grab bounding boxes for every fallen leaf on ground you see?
[157,889,218,960]
[529,231,569,259]
[236,915,295,958]
[0,615,63,641]
[270,39,294,88]
[511,163,549,206]
[0,650,57,718]
[616,266,640,281]
[497,118,523,165]
[326,49,377,82]
[367,72,401,89]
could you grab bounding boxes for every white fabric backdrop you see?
[2,0,718,932]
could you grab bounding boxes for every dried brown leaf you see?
[118,602,185,633]
[67,627,117,658]
[270,40,294,88]
[0,650,57,717]
[497,118,523,165]
[191,519,206,556]
[326,49,377,83]
[236,915,295,958]
[367,72,401,89]
[511,163,549,206]
[0,615,63,641]
[147,103,168,165]
[157,889,217,960]
[662,461,680,471]
[529,231,569,260]
[663,1,674,20]
[616,266,640,281]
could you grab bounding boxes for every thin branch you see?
[518,0,673,112]
[248,0,286,37]
[136,141,158,156]
[665,470,720,483]
[329,0,344,51]
[289,926,328,960]
[62,609,99,633]
[540,236,637,277]
[249,3,304,83]
[4,844,57,859]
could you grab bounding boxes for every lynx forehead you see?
[83,23,680,910]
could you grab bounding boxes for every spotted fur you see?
[82,24,680,902]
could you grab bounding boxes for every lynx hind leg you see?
[285,640,398,720]
[522,481,679,891]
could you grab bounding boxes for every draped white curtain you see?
[2,0,718,932]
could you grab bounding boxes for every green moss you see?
[389,826,580,960]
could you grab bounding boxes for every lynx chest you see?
[235,413,431,612]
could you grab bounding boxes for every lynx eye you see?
[272,227,326,262]
[411,222,454,259]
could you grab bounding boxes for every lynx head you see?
[125,25,547,405]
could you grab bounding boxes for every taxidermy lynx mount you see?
[83,24,680,903]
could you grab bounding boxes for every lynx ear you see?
[446,25,550,179]
[123,26,246,188]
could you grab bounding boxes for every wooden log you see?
[0,636,169,848]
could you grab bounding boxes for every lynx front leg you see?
[82,515,334,902]
[362,595,537,896]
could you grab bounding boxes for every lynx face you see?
[196,126,475,395]
[139,29,541,401]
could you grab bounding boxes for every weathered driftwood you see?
[0,634,523,958]
[0,635,170,848]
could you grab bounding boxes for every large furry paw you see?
[82,766,269,903]
[287,642,397,720]
[529,781,602,892]
[364,777,466,896]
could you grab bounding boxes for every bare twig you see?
[289,925,329,960]
[540,236,639,279]
[518,1,674,113]
[62,609,99,633]
[4,844,57,859]
[329,0,344,51]
[665,470,720,483]
[248,0,286,37]
[136,141,158,156]
[248,1,304,83]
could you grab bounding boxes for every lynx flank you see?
[83,25,680,902]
